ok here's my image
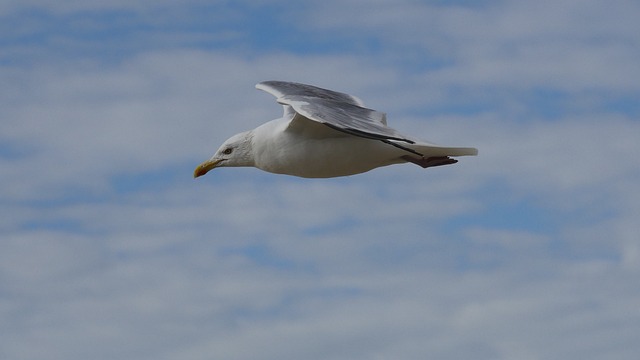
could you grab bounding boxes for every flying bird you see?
[194,81,477,179]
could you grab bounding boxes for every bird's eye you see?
[223,148,233,155]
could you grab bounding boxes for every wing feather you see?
[278,95,413,144]
[256,80,365,107]
[256,81,411,142]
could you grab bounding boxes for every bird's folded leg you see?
[401,155,458,168]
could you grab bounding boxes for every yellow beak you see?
[193,159,223,178]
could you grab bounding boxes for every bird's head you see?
[193,131,255,178]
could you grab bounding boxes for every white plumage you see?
[194,81,477,178]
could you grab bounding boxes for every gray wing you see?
[256,80,365,107]
[255,81,415,144]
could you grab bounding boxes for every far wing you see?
[278,95,414,144]
[256,81,391,126]
[256,80,366,107]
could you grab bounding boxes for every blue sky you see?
[2,0,640,359]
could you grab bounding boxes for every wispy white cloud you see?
[306,0,640,93]
[1,1,639,359]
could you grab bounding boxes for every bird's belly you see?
[255,136,400,178]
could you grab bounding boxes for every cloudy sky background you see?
[2,0,639,359]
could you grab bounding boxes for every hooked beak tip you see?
[193,159,222,178]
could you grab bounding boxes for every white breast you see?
[251,119,403,178]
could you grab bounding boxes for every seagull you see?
[194,81,477,179]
